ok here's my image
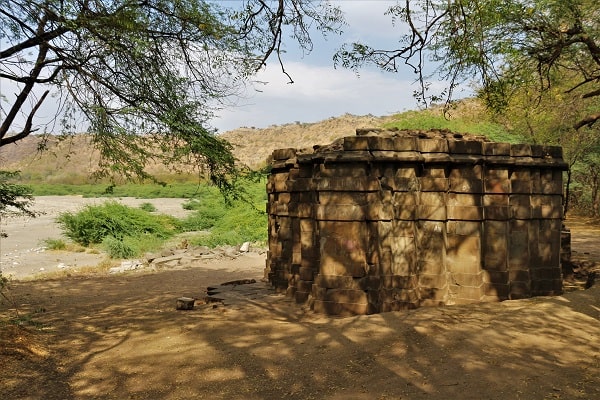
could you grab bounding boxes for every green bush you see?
[58,201,180,246]
[180,188,227,231]
[139,202,157,212]
[44,238,67,250]
[185,179,268,247]
[102,236,137,258]
[51,179,268,254]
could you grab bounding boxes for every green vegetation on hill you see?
[385,104,527,144]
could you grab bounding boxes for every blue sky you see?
[2,1,463,135]
[211,1,425,131]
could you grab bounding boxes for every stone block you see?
[483,282,510,300]
[315,176,380,192]
[446,260,481,275]
[272,148,297,160]
[485,167,510,179]
[447,220,480,236]
[449,178,483,193]
[380,275,418,289]
[378,288,419,305]
[541,180,563,195]
[417,222,445,262]
[368,135,417,151]
[419,273,449,289]
[483,193,509,206]
[315,274,354,289]
[319,162,368,178]
[394,177,420,192]
[371,150,422,162]
[296,279,313,293]
[447,193,481,206]
[365,201,394,221]
[395,166,419,178]
[530,267,562,281]
[298,164,314,178]
[418,205,447,220]
[448,140,483,155]
[510,144,532,157]
[511,180,531,194]
[450,165,483,179]
[447,205,483,220]
[450,284,484,301]
[510,195,532,219]
[508,232,529,268]
[295,290,310,303]
[483,254,507,271]
[483,270,509,285]
[319,191,366,206]
[418,138,449,153]
[381,300,419,311]
[484,206,510,220]
[423,166,448,178]
[324,288,368,304]
[322,150,373,163]
[419,177,449,191]
[343,136,370,151]
[418,260,446,275]
[299,266,314,281]
[509,281,531,299]
[393,205,416,220]
[483,142,511,156]
[446,235,481,264]
[391,220,417,237]
[508,268,530,283]
[316,204,365,221]
[419,191,445,206]
[312,300,372,316]
[531,279,562,296]
[450,272,484,287]
[485,178,510,194]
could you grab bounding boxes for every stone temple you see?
[264,128,568,316]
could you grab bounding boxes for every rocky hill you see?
[0,113,395,182]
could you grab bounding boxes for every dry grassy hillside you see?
[0,113,394,181]
[222,113,394,168]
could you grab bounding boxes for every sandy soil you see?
[0,196,192,279]
[1,198,599,400]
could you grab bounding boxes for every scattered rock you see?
[176,297,195,310]
[240,242,250,252]
[109,259,144,274]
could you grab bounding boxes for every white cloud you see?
[335,0,407,43]
[211,61,419,131]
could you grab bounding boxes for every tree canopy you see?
[335,0,600,132]
[0,0,343,188]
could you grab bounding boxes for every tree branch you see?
[574,112,600,130]
[0,90,49,146]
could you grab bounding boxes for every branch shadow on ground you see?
[1,264,599,400]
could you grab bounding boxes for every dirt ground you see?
[1,198,599,400]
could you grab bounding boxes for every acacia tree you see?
[0,0,343,190]
[335,0,600,132]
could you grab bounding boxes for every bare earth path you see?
[1,198,599,400]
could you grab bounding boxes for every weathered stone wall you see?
[265,129,568,315]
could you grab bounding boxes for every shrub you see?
[102,236,137,259]
[186,178,268,247]
[57,201,180,246]
[139,202,157,212]
[44,238,66,250]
